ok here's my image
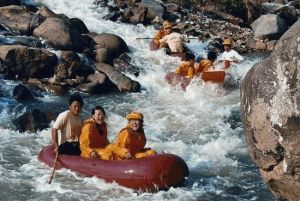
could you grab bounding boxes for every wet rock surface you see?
[240,20,300,201]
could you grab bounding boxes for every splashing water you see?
[0,0,277,200]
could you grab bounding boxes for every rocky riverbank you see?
[1,2,300,199]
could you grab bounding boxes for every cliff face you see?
[240,20,300,201]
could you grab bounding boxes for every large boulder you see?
[96,63,140,92]
[138,0,164,21]
[240,20,300,201]
[251,14,288,40]
[33,17,87,51]
[93,33,129,62]
[0,5,33,34]
[13,84,34,101]
[0,45,57,78]
[13,108,54,132]
[0,0,20,7]
[77,71,117,94]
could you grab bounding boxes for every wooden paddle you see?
[48,151,59,184]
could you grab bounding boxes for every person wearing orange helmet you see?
[218,38,244,69]
[152,20,173,49]
[108,111,156,160]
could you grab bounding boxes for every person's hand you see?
[90,150,100,159]
[53,144,59,153]
[125,152,132,160]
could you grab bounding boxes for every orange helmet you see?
[223,38,232,46]
[126,111,144,120]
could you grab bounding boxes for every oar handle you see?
[48,151,59,184]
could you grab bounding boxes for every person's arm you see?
[114,129,131,159]
[188,66,195,79]
[153,30,163,45]
[51,112,67,152]
[159,35,168,44]
[80,122,96,158]
[51,127,59,152]
[232,50,244,62]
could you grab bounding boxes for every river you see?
[0,0,277,200]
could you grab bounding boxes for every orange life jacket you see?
[175,60,195,79]
[116,125,146,155]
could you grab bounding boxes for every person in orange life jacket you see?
[194,51,218,76]
[80,106,113,160]
[153,20,173,48]
[218,38,244,69]
[108,111,156,160]
[51,93,84,155]
[175,52,196,79]
[159,28,189,54]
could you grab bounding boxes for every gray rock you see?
[139,0,164,21]
[95,48,108,63]
[0,0,20,7]
[251,14,288,40]
[13,84,34,101]
[33,17,86,51]
[96,62,140,92]
[61,51,80,62]
[93,33,129,62]
[165,3,180,13]
[0,5,33,34]
[77,71,116,94]
[113,53,140,76]
[260,3,285,14]
[13,108,52,132]
[278,6,298,26]
[0,45,57,78]
[241,19,300,201]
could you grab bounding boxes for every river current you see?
[0,0,277,200]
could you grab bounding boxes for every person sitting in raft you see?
[218,38,244,69]
[159,27,189,54]
[175,52,196,79]
[108,111,156,160]
[194,51,218,75]
[80,106,113,160]
[51,93,84,155]
[152,20,173,49]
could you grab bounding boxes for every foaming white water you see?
[6,0,273,200]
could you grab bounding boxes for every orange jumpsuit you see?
[108,125,156,160]
[195,59,213,74]
[153,29,169,49]
[80,118,113,160]
[175,60,195,79]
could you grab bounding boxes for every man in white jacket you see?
[218,38,244,69]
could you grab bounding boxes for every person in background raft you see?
[159,27,189,54]
[175,52,196,79]
[218,38,244,69]
[80,106,113,160]
[194,51,218,75]
[51,93,84,155]
[152,20,173,49]
[108,112,156,160]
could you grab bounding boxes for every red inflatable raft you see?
[201,71,225,83]
[38,145,189,191]
[165,72,191,90]
[165,71,225,90]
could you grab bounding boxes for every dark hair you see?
[69,93,84,107]
[91,106,106,115]
[207,51,217,61]
[183,52,195,61]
